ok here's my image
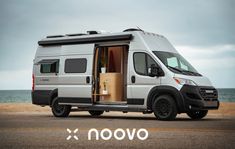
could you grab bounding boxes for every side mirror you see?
[148,64,163,77]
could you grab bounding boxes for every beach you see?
[0,102,235,149]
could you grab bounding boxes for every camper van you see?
[32,29,219,120]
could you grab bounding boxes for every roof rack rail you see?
[65,33,87,37]
[123,28,143,32]
[46,35,64,38]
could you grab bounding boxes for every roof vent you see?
[123,28,143,32]
[87,31,99,35]
[46,35,64,38]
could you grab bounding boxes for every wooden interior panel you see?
[99,73,123,101]
[108,47,123,73]
[93,45,128,103]
[92,47,100,102]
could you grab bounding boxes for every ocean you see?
[0,89,235,103]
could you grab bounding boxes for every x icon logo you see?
[66,128,79,140]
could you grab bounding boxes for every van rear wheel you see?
[187,110,208,120]
[152,95,177,121]
[88,110,104,116]
[51,97,71,117]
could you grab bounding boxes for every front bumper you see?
[180,85,220,111]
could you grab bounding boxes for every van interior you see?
[92,45,129,104]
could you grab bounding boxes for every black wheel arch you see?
[147,85,186,113]
[49,88,58,106]
[32,88,58,106]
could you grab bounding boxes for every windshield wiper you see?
[181,70,202,76]
[166,65,184,73]
[166,65,200,76]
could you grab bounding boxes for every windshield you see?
[153,51,201,76]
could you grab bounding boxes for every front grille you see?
[186,93,201,100]
[199,88,218,101]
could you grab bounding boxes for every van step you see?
[96,101,127,105]
[76,104,146,112]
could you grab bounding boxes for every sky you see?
[0,0,234,89]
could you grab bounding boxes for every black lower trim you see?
[147,86,185,112]
[32,90,52,105]
[76,104,146,112]
[58,97,92,104]
[180,85,219,111]
[147,85,219,113]
[127,98,144,105]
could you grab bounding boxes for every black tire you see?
[152,95,177,121]
[51,97,71,117]
[88,110,104,117]
[187,110,208,120]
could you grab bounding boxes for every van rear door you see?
[58,44,94,105]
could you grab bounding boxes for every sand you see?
[0,102,234,149]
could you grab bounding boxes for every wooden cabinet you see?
[99,73,123,101]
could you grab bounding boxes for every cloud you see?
[176,44,235,60]
[0,0,234,88]
[1,0,234,45]
[176,45,235,88]
[0,70,31,90]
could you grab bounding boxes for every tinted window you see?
[40,60,59,73]
[65,58,87,73]
[147,55,157,68]
[133,53,146,75]
[167,57,178,68]
[133,53,158,76]
[153,51,200,76]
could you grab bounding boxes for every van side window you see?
[39,59,59,73]
[65,58,87,73]
[133,53,147,75]
[133,52,158,76]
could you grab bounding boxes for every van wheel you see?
[88,110,104,117]
[187,110,208,120]
[152,95,177,121]
[51,97,71,117]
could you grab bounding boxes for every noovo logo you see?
[88,128,148,141]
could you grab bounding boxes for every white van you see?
[32,29,219,120]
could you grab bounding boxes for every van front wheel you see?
[187,110,208,120]
[152,95,177,121]
[51,97,71,117]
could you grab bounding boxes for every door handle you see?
[131,76,136,83]
[86,76,90,84]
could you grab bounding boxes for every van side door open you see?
[58,44,95,104]
[92,45,129,104]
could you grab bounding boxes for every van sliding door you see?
[58,44,94,104]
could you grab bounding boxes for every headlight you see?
[173,77,197,86]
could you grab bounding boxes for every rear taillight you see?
[32,74,35,91]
